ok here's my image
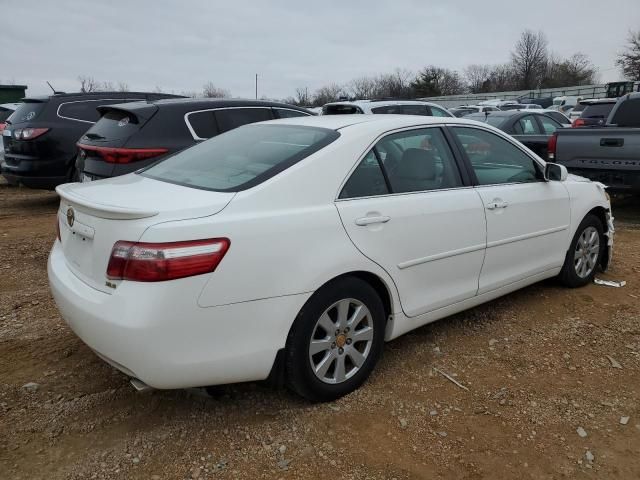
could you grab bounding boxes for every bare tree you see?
[312,83,345,107]
[180,91,200,98]
[117,81,130,92]
[411,66,465,97]
[374,68,415,98]
[294,87,311,106]
[101,81,114,91]
[616,30,640,80]
[202,81,231,98]
[511,30,549,89]
[347,76,377,99]
[464,64,492,93]
[78,75,99,93]
[543,53,597,87]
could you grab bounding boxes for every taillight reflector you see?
[77,143,168,164]
[547,132,558,161]
[106,238,230,282]
[572,118,586,128]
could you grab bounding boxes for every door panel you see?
[474,182,570,293]
[337,189,486,317]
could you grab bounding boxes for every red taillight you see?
[106,238,230,282]
[77,143,168,164]
[0,122,5,133]
[547,132,557,161]
[13,127,50,140]
[572,118,586,128]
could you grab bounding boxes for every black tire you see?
[285,276,385,402]
[559,214,604,288]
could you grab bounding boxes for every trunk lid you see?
[56,174,235,293]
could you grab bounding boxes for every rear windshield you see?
[499,104,523,111]
[581,103,615,119]
[141,124,339,192]
[323,104,363,115]
[82,110,144,141]
[572,103,587,113]
[8,102,47,124]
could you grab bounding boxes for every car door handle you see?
[486,200,508,210]
[355,215,391,226]
[600,138,624,147]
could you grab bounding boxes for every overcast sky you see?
[3,0,639,99]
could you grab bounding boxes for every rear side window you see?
[58,99,128,123]
[214,108,273,133]
[82,110,144,141]
[274,108,310,119]
[9,102,47,123]
[513,115,540,135]
[581,103,614,119]
[429,106,451,117]
[611,98,640,127]
[0,109,13,122]
[142,124,339,192]
[371,105,430,115]
[339,151,389,199]
[187,111,217,139]
[539,115,561,134]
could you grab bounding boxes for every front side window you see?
[339,127,462,198]
[453,127,542,185]
[142,124,339,192]
[214,108,272,133]
[513,115,540,135]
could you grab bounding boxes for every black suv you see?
[1,91,183,189]
[76,99,313,182]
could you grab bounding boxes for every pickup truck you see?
[549,92,640,192]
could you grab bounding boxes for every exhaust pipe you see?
[130,378,154,392]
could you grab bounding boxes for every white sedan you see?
[48,115,613,401]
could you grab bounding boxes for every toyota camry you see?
[48,115,613,401]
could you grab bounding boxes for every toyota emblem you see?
[66,207,75,227]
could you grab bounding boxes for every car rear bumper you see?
[1,155,70,189]
[47,241,311,389]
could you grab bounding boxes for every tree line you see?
[74,29,640,106]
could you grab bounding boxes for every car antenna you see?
[46,81,64,95]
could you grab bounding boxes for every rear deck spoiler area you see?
[56,183,159,220]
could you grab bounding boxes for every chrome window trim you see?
[56,98,128,124]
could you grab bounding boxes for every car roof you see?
[21,92,185,102]
[581,98,617,105]
[263,113,487,131]
[323,99,444,109]
[101,98,312,115]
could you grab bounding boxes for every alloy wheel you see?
[308,298,374,384]
[574,226,600,278]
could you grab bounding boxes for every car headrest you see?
[397,148,437,180]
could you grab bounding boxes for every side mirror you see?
[545,162,568,181]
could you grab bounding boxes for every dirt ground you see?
[1,182,639,480]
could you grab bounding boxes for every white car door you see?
[336,127,487,318]
[451,126,570,294]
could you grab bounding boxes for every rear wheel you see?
[559,214,604,287]
[285,276,385,402]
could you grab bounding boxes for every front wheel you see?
[559,214,604,287]
[285,276,385,402]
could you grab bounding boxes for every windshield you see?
[142,124,339,192]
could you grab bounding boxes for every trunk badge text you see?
[66,207,75,227]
